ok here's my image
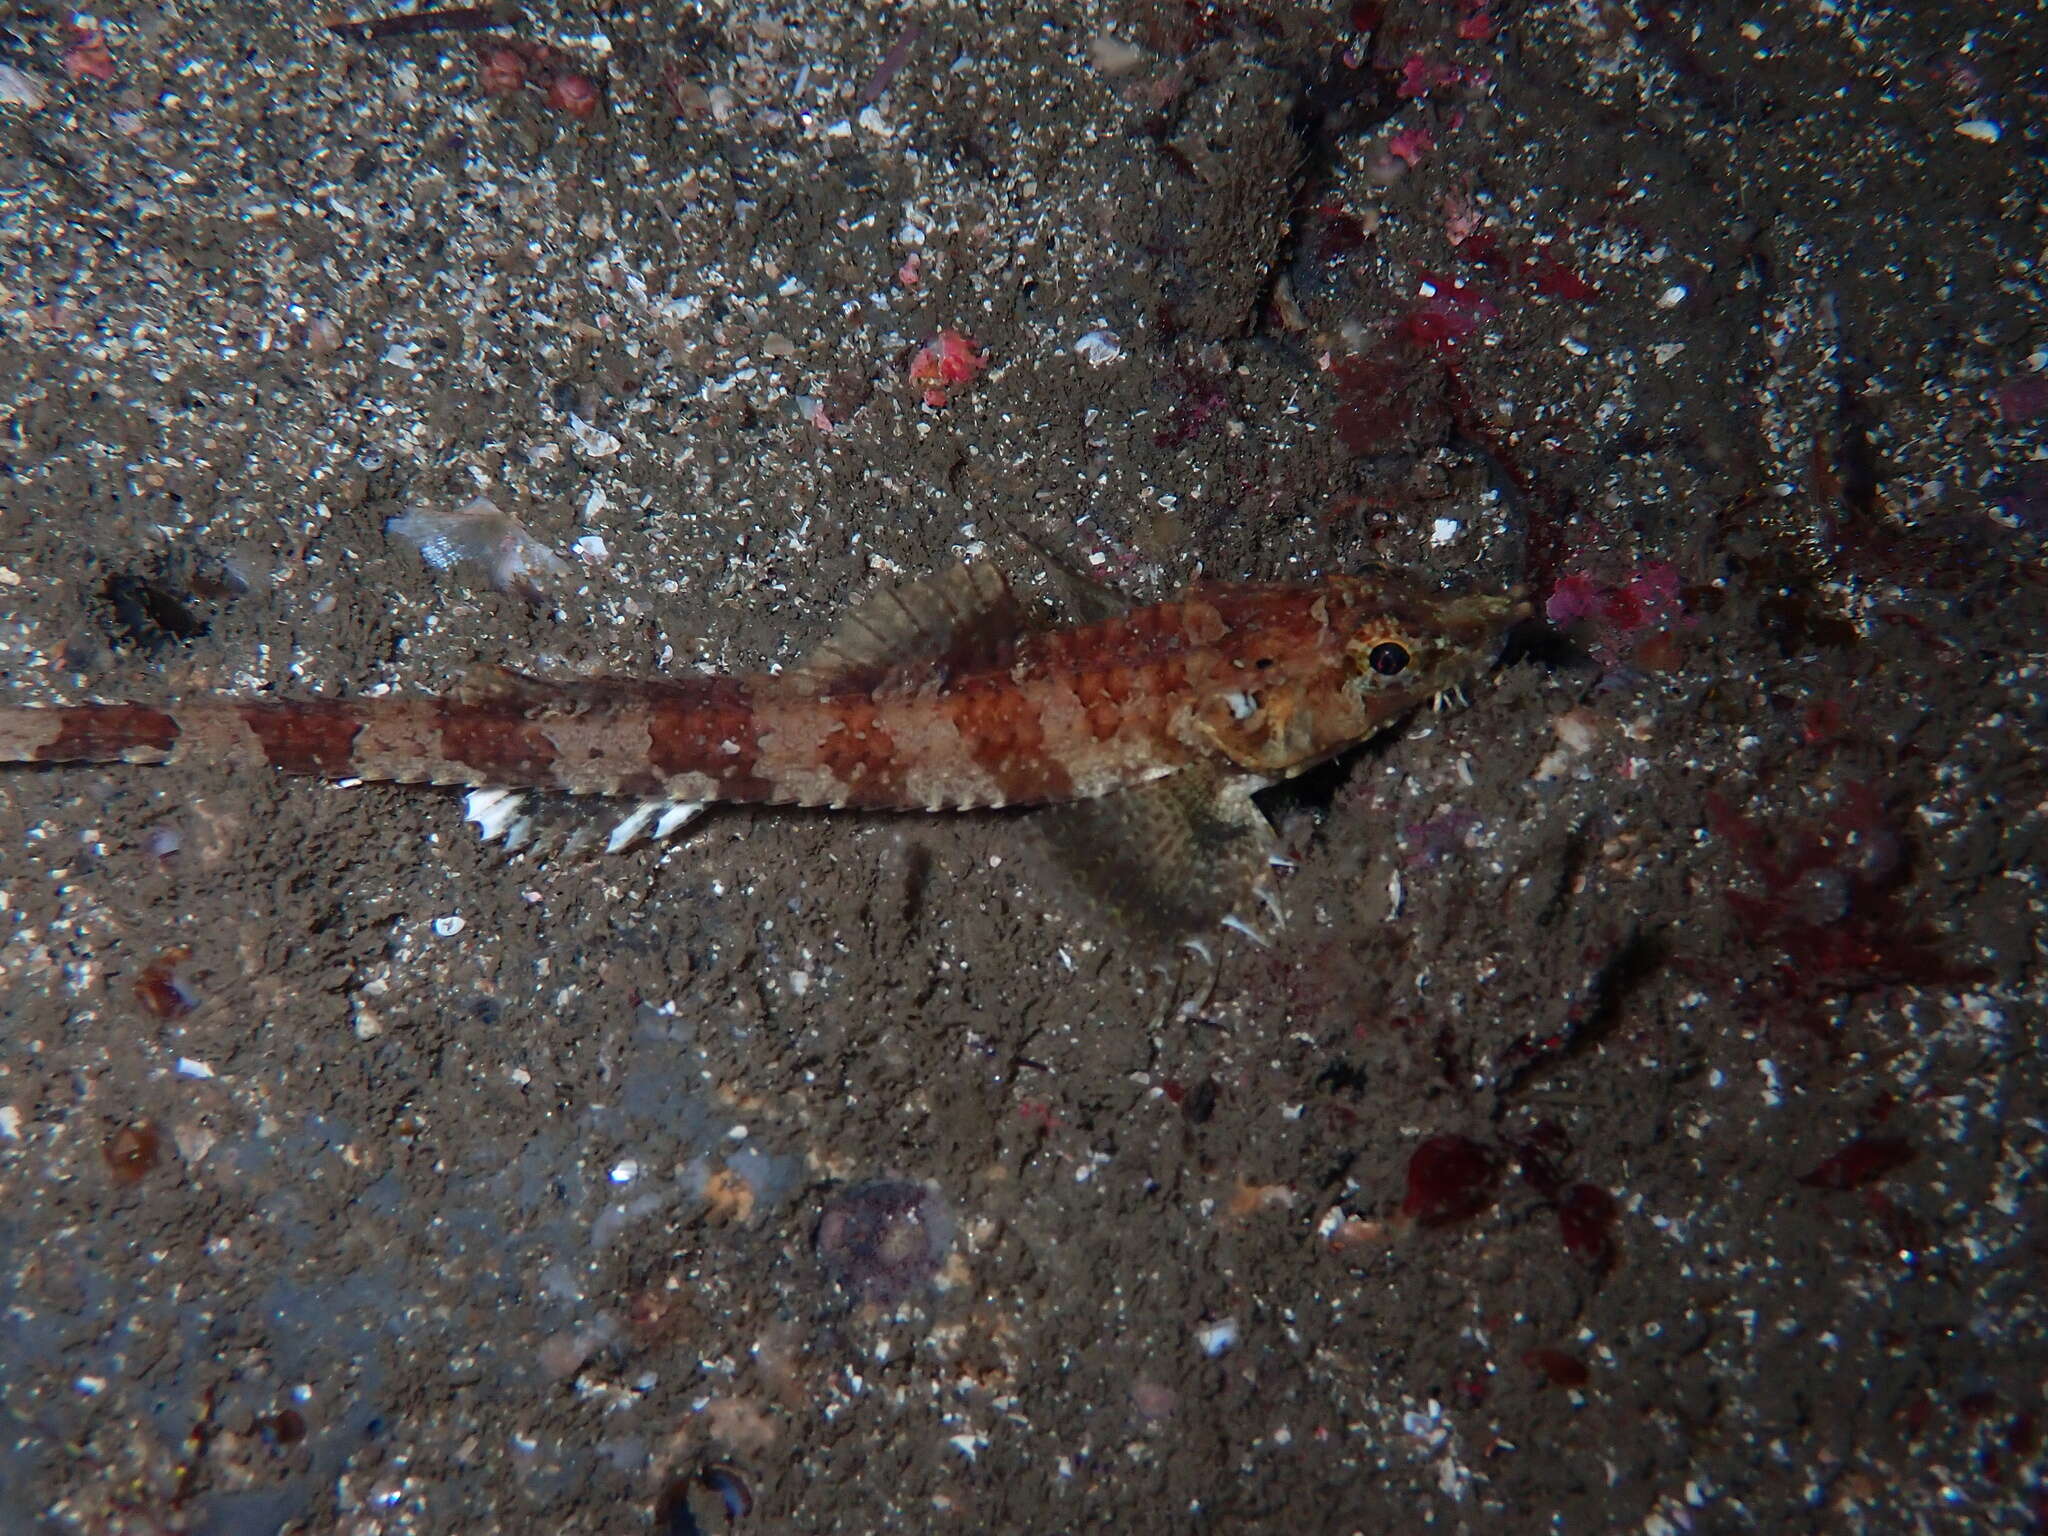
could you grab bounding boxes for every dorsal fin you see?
[453,663,587,709]
[793,561,1033,692]
[1001,528,1132,627]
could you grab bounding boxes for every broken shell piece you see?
[1088,35,1145,75]
[0,64,52,110]
[566,413,622,457]
[1073,328,1123,367]
[386,496,571,602]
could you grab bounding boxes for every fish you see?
[0,562,1526,939]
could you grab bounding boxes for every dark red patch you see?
[1523,1347,1591,1388]
[645,681,771,800]
[36,704,179,762]
[1401,1134,1500,1227]
[944,679,1071,804]
[435,703,559,783]
[238,702,363,775]
[1556,1182,1618,1272]
[103,1122,162,1185]
[1798,1134,1917,1191]
[816,698,908,806]
[134,946,200,1019]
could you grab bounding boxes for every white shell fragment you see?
[386,496,571,601]
[567,413,622,457]
[1073,329,1123,367]
[1955,119,2001,143]
[1088,35,1145,75]
[0,64,51,110]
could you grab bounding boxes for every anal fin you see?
[463,788,704,861]
[1034,763,1284,950]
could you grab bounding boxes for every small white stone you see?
[433,914,466,937]
[1195,1317,1239,1356]
[176,1057,216,1080]
[1655,284,1687,309]
[609,1159,639,1184]
[857,104,890,137]
[1431,517,1461,544]
[1956,119,2000,143]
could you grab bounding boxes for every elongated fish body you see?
[0,572,1523,813]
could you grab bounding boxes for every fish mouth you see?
[1435,588,1534,658]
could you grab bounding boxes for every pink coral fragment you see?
[1454,0,1495,41]
[1543,573,1602,627]
[62,16,117,82]
[1387,124,1436,167]
[908,329,988,407]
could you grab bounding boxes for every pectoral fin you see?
[1033,761,1284,948]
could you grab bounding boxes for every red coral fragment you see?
[1798,1134,1917,1190]
[1402,1134,1500,1227]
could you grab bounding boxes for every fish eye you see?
[1367,642,1410,676]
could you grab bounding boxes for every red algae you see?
[1401,1134,1500,1227]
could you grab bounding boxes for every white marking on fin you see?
[1220,913,1271,948]
[606,798,708,854]
[653,802,706,839]
[604,800,662,854]
[465,788,528,843]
